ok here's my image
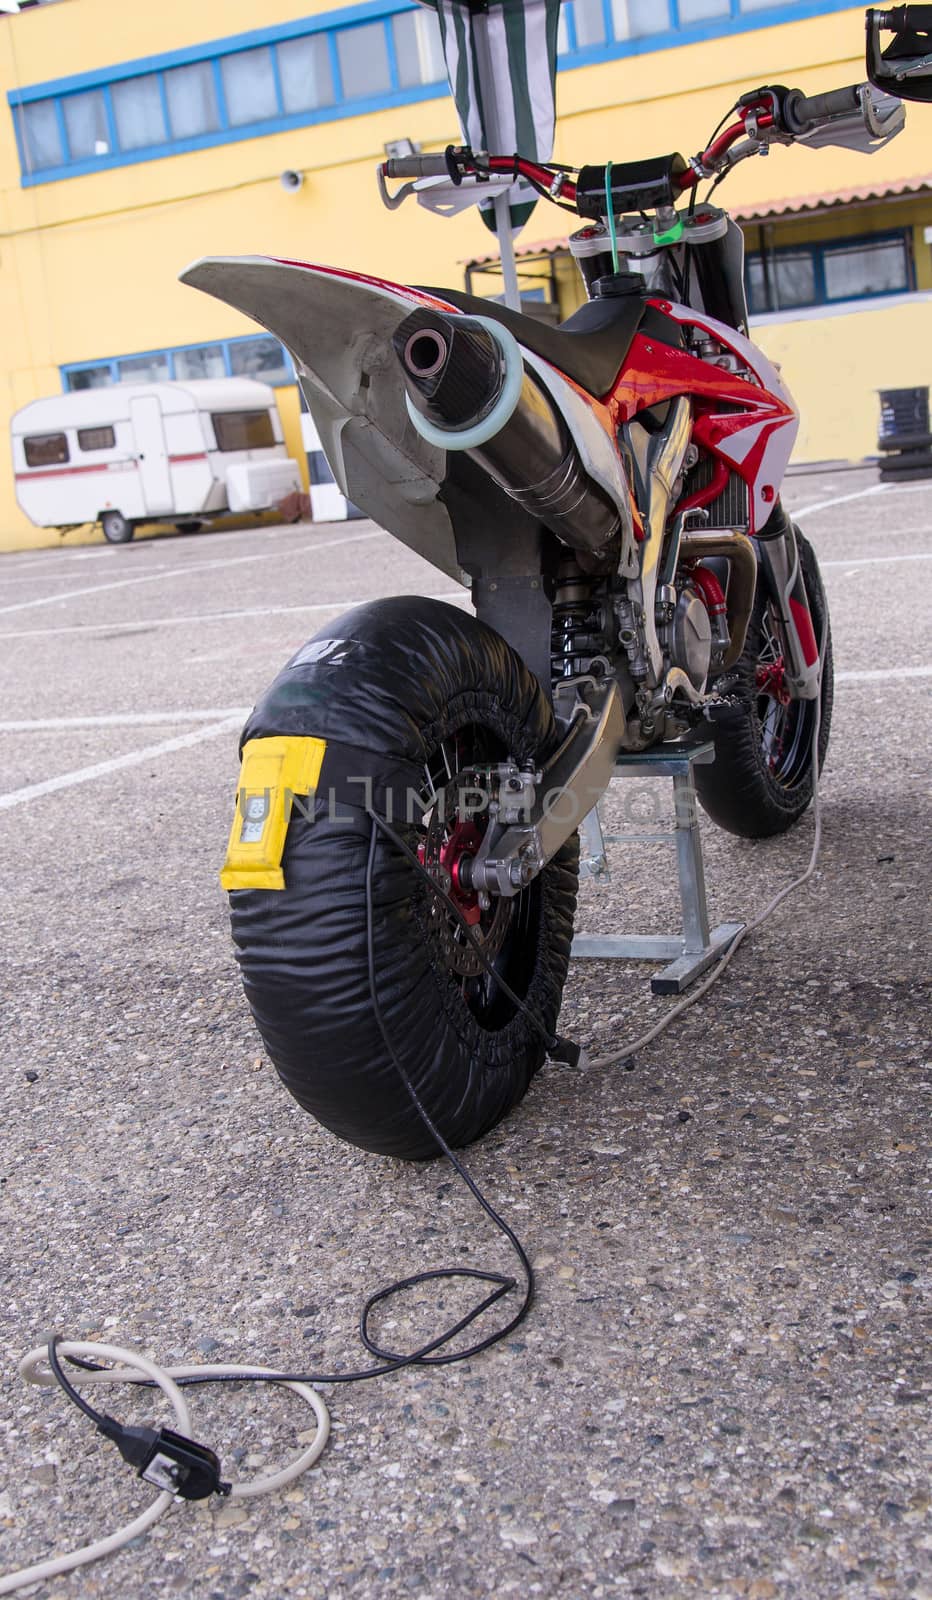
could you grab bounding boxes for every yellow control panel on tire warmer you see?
[220,736,327,892]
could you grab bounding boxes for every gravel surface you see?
[0,466,928,1599]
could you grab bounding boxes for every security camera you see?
[280,170,304,192]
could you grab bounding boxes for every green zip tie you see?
[604,160,620,273]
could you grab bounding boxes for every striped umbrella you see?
[418,0,561,241]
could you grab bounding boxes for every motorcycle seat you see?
[417,284,681,397]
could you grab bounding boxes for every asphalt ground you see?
[0,465,928,1600]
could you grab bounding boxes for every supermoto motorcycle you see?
[181,10,928,1161]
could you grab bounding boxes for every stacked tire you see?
[877,387,932,482]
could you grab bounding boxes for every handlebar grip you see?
[383,154,451,179]
[872,6,932,31]
[782,83,861,131]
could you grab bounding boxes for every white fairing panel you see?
[661,302,799,530]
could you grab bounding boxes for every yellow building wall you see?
[754,297,932,461]
[1,1,930,548]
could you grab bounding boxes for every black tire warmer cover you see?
[229,597,579,1161]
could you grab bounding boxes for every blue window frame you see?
[10,0,860,186]
[61,335,296,393]
[745,230,915,315]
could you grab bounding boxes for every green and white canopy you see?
[418,0,561,234]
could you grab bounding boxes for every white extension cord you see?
[0,1342,330,1596]
[1,661,825,1596]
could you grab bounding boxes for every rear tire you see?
[695,529,833,838]
[229,597,579,1160]
[100,510,134,543]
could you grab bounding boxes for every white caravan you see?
[11,378,302,542]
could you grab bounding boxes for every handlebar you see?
[871,5,932,28]
[383,153,452,179]
[781,82,862,131]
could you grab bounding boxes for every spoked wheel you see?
[418,729,540,1032]
[695,528,833,838]
[229,597,579,1160]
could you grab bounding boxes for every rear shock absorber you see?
[550,559,610,681]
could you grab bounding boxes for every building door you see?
[129,396,174,513]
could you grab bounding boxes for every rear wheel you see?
[100,510,134,544]
[229,597,579,1160]
[695,529,833,838]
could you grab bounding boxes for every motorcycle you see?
[180,10,928,1161]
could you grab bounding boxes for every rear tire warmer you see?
[229,597,579,1161]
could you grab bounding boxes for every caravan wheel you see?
[101,511,134,544]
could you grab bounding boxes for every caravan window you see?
[77,425,116,452]
[24,432,69,467]
[211,410,275,451]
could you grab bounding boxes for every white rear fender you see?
[180,256,466,579]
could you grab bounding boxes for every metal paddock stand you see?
[571,739,744,995]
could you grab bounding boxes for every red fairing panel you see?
[607,300,799,534]
[273,256,456,312]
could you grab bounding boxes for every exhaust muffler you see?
[393,307,620,556]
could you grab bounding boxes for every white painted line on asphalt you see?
[821,551,932,569]
[0,590,469,642]
[0,716,243,812]
[792,484,885,518]
[836,665,932,683]
[0,709,251,731]
[0,529,386,616]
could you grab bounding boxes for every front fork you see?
[754,501,821,700]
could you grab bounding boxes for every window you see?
[19,99,62,169]
[746,231,913,314]
[278,34,335,112]
[24,432,69,467]
[211,410,275,451]
[77,425,115,451]
[67,365,113,391]
[164,61,220,140]
[677,0,729,21]
[573,0,608,48]
[221,47,278,128]
[112,74,166,151]
[118,353,171,384]
[229,336,292,386]
[747,249,815,313]
[62,89,109,158]
[611,0,664,36]
[174,344,226,381]
[63,336,294,393]
[336,22,392,100]
[10,1,861,185]
[823,237,909,300]
[392,10,445,90]
[307,449,335,487]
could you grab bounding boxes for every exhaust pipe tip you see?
[393,308,525,451]
[402,328,449,380]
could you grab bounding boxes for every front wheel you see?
[695,529,833,838]
[229,597,579,1160]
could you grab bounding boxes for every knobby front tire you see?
[696,529,833,839]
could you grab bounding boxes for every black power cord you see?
[53,810,579,1425]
